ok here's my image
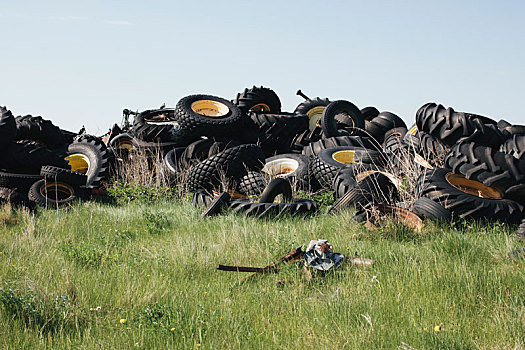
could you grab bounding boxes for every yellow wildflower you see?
[434,324,442,332]
[120,319,127,324]
[170,328,176,331]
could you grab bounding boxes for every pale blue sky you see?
[1,0,523,133]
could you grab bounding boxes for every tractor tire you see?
[66,136,112,188]
[294,97,331,131]
[28,179,78,208]
[233,86,281,113]
[321,100,364,137]
[15,115,66,150]
[419,168,523,223]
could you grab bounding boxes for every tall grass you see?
[0,197,523,349]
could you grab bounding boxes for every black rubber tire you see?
[0,107,16,145]
[191,190,214,208]
[412,197,451,221]
[329,172,398,213]
[175,94,244,138]
[179,139,215,168]
[501,135,525,161]
[0,141,68,174]
[186,144,265,192]
[444,142,525,198]
[108,133,140,159]
[302,135,379,158]
[0,187,30,207]
[40,165,87,186]
[332,167,357,199]
[207,139,242,158]
[366,112,406,143]
[382,127,407,154]
[259,178,293,203]
[201,192,231,217]
[66,136,112,188]
[161,147,186,180]
[290,127,324,153]
[311,146,384,189]
[0,171,42,194]
[419,132,448,160]
[360,107,379,121]
[248,112,309,155]
[497,119,512,131]
[15,115,66,150]
[238,172,268,196]
[416,103,475,147]
[419,168,524,223]
[459,118,506,148]
[261,154,312,190]
[294,97,331,131]
[321,100,364,137]
[28,179,78,208]
[132,108,181,143]
[233,86,281,113]
[502,125,525,137]
[229,198,319,219]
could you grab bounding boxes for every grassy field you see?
[0,194,524,349]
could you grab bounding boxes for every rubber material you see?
[40,165,87,186]
[302,135,379,158]
[233,86,281,113]
[0,141,68,174]
[238,172,268,196]
[360,106,379,121]
[0,171,42,194]
[262,154,312,190]
[201,192,231,217]
[0,107,16,144]
[419,168,523,223]
[175,94,244,138]
[259,178,293,203]
[229,198,319,219]
[412,197,452,221]
[329,172,398,213]
[28,179,78,207]
[186,144,265,192]
[321,100,364,137]
[66,135,112,188]
[15,115,66,150]
[444,142,525,198]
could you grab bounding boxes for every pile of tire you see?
[0,107,113,208]
[3,85,525,228]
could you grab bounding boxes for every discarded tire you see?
[0,107,16,145]
[40,165,87,186]
[419,168,523,224]
[233,86,281,113]
[294,97,331,131]
[28,179,78,207]
[0,141,68,174]
[321,100,364,137]
[175,94,244,138]
[444,142,525,198]
[201,192,231,217]
[412,197,452,221]
[261,154,312,190]
[329,172,399,213]
[65,136,112,188]
[186,144,265,192]
[238,172,268,196]
[259,178,293,203]
[229,198,319,219]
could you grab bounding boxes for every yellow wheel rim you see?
[250,103,271,112]
[307,106,326,130]
[40,182,75,201]
[332,150,356,165]
[446,173,503,199]
[114,139,135,150]
[191,100,229,118]
[65,154,90,174]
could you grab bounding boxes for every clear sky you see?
[1,0,523,134]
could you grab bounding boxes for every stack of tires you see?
[0,107,112,208]
[409,103,525,225]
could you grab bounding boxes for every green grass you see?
[0,197,524,349]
